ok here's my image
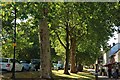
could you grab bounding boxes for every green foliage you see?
[1,3,40,60]
[48,2,119,65]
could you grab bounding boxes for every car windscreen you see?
[0,58,8,62]
[20,61,29,63]
[10,59,20,63]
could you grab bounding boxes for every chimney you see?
[113,43,115,46]
[108,45,111,48]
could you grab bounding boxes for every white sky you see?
[107,32,118,46]
[107,26,120,46]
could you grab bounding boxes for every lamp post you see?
[11,4,16,80]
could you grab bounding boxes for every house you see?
[109,43,120,62]
[102,43,120,64]
[99,43,120,76]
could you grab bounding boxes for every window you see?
[0,58,8,62]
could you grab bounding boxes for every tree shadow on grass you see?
[52,74,77,80]
[77,72,95,80]
[52,70,95,80]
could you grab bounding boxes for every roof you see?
[109,43,120,57]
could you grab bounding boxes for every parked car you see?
[57,63,63,70]
[0,58,24,71]
[52,63,63,70]
[30,59,40,71]
[20,61,31,71]
[52,63,57,70]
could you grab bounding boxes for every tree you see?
[1,3,40,60]
[1,2,52,78]
[39,18,51,78]
[21,3,52,78]
[75,2,120,67]
[48,3,71,74]
[49,2,120,74]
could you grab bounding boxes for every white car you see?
[0,58,24,71]
[53,63,63,70]
[20,61,31,71]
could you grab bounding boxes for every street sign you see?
[13,43,16,47]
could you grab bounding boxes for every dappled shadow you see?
[52,70,95,80]
[77,72,95,78]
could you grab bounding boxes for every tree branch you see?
[54,30,66,49]
[69,23,79,33]
[57,26,66,30]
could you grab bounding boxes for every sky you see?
[107,31,118,46]
[107,26,120,46]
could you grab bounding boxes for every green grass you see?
[52,70,95,80]
[1,70,95,80]
[1,71,41,79]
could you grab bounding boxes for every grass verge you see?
[1,70,95,80]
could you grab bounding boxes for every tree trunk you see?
[64,23,70,75]
[39,18,52,79]
[70,37,77,73]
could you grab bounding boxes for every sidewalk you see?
[86,69,120,80]
[98,76,120,80]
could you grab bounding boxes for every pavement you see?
[98,76,120,80]
[86,69,120,80]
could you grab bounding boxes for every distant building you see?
[109,43,120,62]
[101,43,120,66]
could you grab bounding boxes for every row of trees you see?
[1,2,120,78]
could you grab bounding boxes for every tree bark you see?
[64,23,70,75]
[39,18,52,79]
[70,37,77,73]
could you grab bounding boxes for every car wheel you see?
[21,67,24,72]
[11,67,14,72]
[28,67,31,71]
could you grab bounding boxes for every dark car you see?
[30,59,40,71]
